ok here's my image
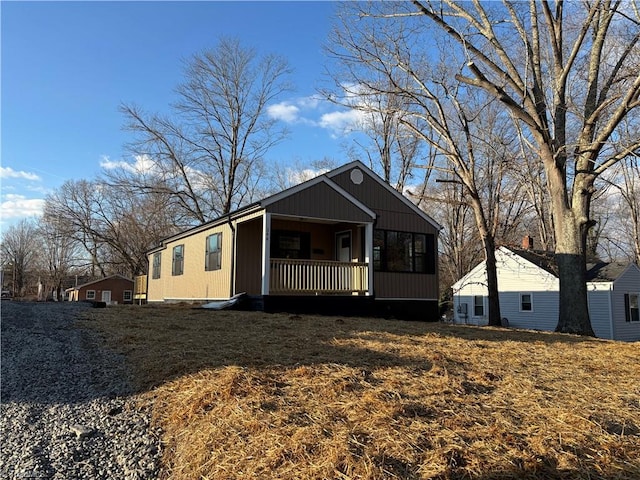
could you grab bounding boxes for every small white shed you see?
[451,246,640,341]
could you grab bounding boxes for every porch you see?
[234,213,374,297]
[269,258,368,295]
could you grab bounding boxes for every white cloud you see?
[0,166,41,181]
[286,167,329,185]
[319,109,365,136]
[269,91,368,137]
[267,102,301,123]
[0,194,45,220]
[100,154,158,175]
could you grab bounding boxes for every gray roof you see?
[585,262,630,282]
[504,246,631,282]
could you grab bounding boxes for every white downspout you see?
[261,213,271,295]
[608,284,614,340]
[365,222,374,296]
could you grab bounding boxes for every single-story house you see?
[451,244,640,341]
[144,161,441,319]
[66,274,134,305]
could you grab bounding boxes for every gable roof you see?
[460,246,634,285]
[150,161,436,251]
[65,274,133,291]
[587,262,640,282]
[326,160,442,231]
[503,246,558,276]
[261,173,376,219]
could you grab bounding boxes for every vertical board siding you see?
[329,168,439,300]
[147,224,233,301]
[235,218,263,295]
[374,272,438,300]
[329,170,439,235]
[267,182,373,223]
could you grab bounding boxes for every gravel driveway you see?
[1,301,162,479]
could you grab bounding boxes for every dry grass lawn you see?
[78,305,640,480]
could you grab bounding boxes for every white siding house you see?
[452,247,640,341]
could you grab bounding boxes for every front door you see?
[101,290,112,303]
[336,231,352,262]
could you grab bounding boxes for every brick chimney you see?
[522,235,534,250]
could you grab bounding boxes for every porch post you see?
[365,222,374,296]
[261,213,271,295]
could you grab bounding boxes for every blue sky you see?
[1,1,364,228]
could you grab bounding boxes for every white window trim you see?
[472,295,484,317]
[628,293,639,322]
[86,290,96,300]
[123,290,132,301]
[520,292,534,312]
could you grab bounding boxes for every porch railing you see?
[270,259,368,294]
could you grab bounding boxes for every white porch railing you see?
[270,259,368,294]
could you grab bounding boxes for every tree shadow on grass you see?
[5,303,630,480]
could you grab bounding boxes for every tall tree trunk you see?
[469,196,502,327]
[546,157,596,336]
[554,212,595,336]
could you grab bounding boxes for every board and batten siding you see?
[329,169,438,235]
[235,217,263,296]
[329,167,439,301]
[266,181,373,223]
[146,223,233,302]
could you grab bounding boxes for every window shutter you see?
[624,294,630,322]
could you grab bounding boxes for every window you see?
[123,290,132,302]
[205,233,222,271]
[473,295,484,316]
[625,293,639,322]
[271,230,311,259]
[152,252,161,279]
[520,293,533,311]
[373,229,435,273]
[86,290,96,300]
[172,245,184,276]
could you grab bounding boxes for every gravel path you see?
[1,301,162,479]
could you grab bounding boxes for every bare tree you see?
[36,212,81,299]
[598,155,640,263]
[0,219,39,297]
[398,0,640,335]
[329,4,531,326]
[44,179,177,277]
[117,37,293,224]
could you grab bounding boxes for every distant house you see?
[143,161,441,320]
[66,274,134,305]
[452,244,640,341]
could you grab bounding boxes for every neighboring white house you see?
[451,246,640,341]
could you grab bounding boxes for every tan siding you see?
[330,170,438,234]
[147,223,233,301]
[235,208,265,223]
[267,182,372,222]
[374,272,438,299]
[235,218,263,295]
